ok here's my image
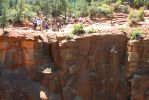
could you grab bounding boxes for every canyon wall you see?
[0,33,149,100]
[53,34,128,100]
[0,35,58,100]
[127,40,149,100]
[0,35,51,68]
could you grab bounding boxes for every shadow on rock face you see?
[0,67,60,100]
[145,89,149,100]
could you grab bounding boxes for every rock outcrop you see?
[54,34,128,100]
[0,33,149,100]
[127,40,149,100]
[0,35,58,100]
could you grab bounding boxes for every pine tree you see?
[0,0,9,33]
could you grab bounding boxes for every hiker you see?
[37,18,43,31]
[57,21,60,31]
[33,17,37,30]
[43,17,49,31]
[45,22,49,31]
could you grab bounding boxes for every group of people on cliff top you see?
[32,17,48,31]
[24,11,92,32]
[28,15,65,31]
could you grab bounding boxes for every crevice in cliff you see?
[48,40,65,100]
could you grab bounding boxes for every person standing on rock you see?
[37,18,43,31]
[33,17,37,30]
[45,22,49,31]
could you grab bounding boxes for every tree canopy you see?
[0,0,149,27]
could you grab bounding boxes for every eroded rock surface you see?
[127,40,149,100]
[55,34,128,100]
[0,33,149,100]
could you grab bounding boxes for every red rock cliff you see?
[51,34,128,100]
[127,40,149,100]
[0,33,149,100]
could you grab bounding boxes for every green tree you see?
[0,0,9,32]
[14,0,35,23]
[9,0,18,7]
[86,0,92,5]
[133,0,144,8]
[15,0,25,23]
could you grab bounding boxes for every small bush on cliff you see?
[89,6,98,19]
[97,4,114,18]
[113,4,129,13]
[144,1,149,9]
[132,0,144,8]
[87,27,96,33]
[130,28,144,40]
[128,8,144,26]
[66,32,75,40]
[89,4,113,19]
[118,27,128,34]
[71,23,85,35]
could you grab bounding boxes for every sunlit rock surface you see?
[0,32,148,100]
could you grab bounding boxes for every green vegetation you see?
[89,3,113,19]
[87,27,96,33]
[97,4,113,18]
[113,3,129,13]
[128,8,144,26]
[130,28,144,40]
[133,0,144,8]
[0,0,11,32]
[0,0,70,26]
[0,0,149,28]
[66,32,75,40]
[145,1,149,9]
[14,0,35,23]
[119,27,127,33]
[71,23,85,35]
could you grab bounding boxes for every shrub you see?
[144,1,149,9]
[119,27,127,33]
[112,2,121,11]
[116,0,124,4]
[71,24,85,35]
[66,32,75,40]
[130,28,144,40]
[113,4,129,13]
[89,4,113,19]
[133,0,144,8]
[78,6,89,17]
[128,8,144,25]
[97,4,114,18]
[13,0,36,24]
[89,6,98,19]
[87,27,96,33]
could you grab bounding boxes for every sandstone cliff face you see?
[52,34,128,100]
[127,40,149,75]
[127,40,149,100]
[0,35,52,81]
[0,34,149,100]
[0,36,49,68]
[0,35,58,100]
